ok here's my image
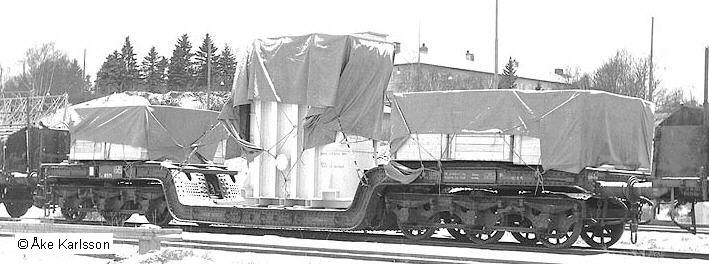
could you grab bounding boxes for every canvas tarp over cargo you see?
[67,105,228,163]
[220,33,394,150]
[389,90,654,173]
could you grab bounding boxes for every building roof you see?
[394,62,568,86]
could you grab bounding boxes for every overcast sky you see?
[1,0,708,98]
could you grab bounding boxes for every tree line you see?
[0,39,696,115]
[497,51,695,115]
[95,33,237,94]
[561,50,696,114]
[0,33,237,103]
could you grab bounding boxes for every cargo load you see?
[219,33,394,205]
[389,90,654,173]
[55,105,230,163]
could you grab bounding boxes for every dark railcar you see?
[0,126,70,217]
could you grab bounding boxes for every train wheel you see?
[467,229,505,245]
[467,212,505,245]
[443,213,469,241]
[580,223,624,249]
[101,211,132,226]
[61,196,87,222]
[3,186,32,218]
[145,198,172,226]
[399,215,438,240]
[61,206,87,222]
[510,217,538,245]
[4,200,31,218]
[537,212,582,249]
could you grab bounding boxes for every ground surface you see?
[2,205,709,264]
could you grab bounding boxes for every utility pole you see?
[703,46,709,109]
[648,17,655,101]
[704,46,709,201]
[493,0,499,89]
[417,22,422,90]
[83,48,88,93]
[207,42,212,110]
[417,22,421,64]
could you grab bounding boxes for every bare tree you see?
[592,50,658,99]
[564,50,659,99]
[654,87,699,114]
[22,43,65,95]
[3,43,89,97]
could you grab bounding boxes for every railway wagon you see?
[0,126,69,217]
[32,33,668,250]
[651,105,709,232]
[381,90,655,249]
[37,104,235,225]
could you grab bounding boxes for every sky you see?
[1,0,708,99]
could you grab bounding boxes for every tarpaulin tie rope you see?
[502,134,545,193]
[392,97,435,184]
[183,121,221,163]
[337,118,369,187]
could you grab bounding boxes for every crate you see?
[394,133,541,165]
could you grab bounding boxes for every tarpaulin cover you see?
[389,90,654,173]
[220,33,394,150]
[68,105,228,163]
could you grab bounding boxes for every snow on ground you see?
[3,204,709,263]
[110,247,394,264]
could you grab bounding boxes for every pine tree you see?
[167,34,193,91]
[118,36,139,92]
[194,34,220,89]
[497,57,518,89]
[140,47,167,93]
[95,51,122,94]
[216,44,237,90]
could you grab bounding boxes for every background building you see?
[388,62,569,92]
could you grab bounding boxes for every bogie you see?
[386,190,586,248]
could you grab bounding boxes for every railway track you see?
[3,217,707,262]
[114,237,550,264]
[167,223,709,261]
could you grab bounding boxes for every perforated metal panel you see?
[172,170,243,206]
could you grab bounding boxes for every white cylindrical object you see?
[276,103,298,198]
[296,105,316,200]
[247,100,262,198]
[259,101,278,198]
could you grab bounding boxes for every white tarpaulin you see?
[389,90,654,173]
[220,33,394,149]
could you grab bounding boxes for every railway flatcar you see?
[15,33,706,251]
[36,104,235,226]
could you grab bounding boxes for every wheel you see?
[510,216,538,245]
[443,213,470,241]
[3,186,32,218]
[4,200,31,218]
[61,206,87,222]
[467,229,505,245]
[101,211,132,226]
[512,232,539,245]
[537,212,582,249]
[145,198,172,226]
[466,212,505,245]
[61,196,88,222]
[398,214,438,240]
[580,223,625,249]
[100,199,134,226]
